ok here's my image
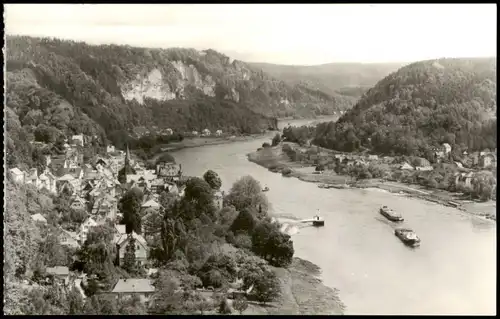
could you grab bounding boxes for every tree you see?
[192,292,214,315]
[122,235,137,274]
[251,222,294,267]
[230,209,256,235]
[315,164,325,172]
[218,298,232,314]
[203,170,222,190]
[225,176,269,218]
[67,287,85,315]
[156,152,176,165]
[271,133,281,146]
[253,270,281,305]
[119,187,144,234]
[233,296,249,315]
[184,177,216,213]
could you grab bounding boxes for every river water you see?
[171,119,496,315]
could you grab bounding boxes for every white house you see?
[192,131,199,136]
[202,129,211,136]
[9,168,25,184]
[107,145,116,153]
[71,135,84,147]
[78,217,98,244]
[31,213,47,224]
[215,130,223,137]
[166,128,173,135]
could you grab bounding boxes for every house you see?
[367,155,379,160]
[71,134,84,147]
[110,279,155,302]
[400,162,414,170]
[192,131,199,136]
[215,130,223,137]
[115,224,127,236]
[157,163,182,181]
[25,168,40,188]
[50,156,69,177]
[38,170,57,193]
[59,228,81,249]
[9,168,25,184]
[166,182,179,195]
[70,196,87,211]
[114,232,149,266]
[78,217,98,244]
[442,143,452,154]
[165,128,173,135]
[480,153,497,169]
[107,145,116,153]
[91,195,117,221]
[202,128,211,136]
[57,175,77,196]
[46,266,70,286]
[141,199,160,216]
[31,213,47,224]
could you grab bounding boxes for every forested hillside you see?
[248,62,404,98]
[6,36,352,137]
[312,58,497,156]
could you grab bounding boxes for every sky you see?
[5,4,497,65]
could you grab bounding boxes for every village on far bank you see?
[7,132,227,303]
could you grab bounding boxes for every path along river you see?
[171,119,496,315]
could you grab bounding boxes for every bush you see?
[281,168,292,176]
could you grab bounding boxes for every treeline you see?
[312,58,497,157]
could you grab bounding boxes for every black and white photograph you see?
[3,3,496,315]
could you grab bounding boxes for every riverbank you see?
[243,258,345,315]
[152,134,272,158]
[248,146,496,221]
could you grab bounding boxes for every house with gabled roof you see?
[110,279,155,301]
[58,228,80,249]
[114,232,149,266]
[70,196,87,211]
[78,217,98,244]
[46,266,70,286]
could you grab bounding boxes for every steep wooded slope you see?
[312,58,497,156]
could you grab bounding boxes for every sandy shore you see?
[248,146,496,221]
[243,258,345,315]
[158,134,270,153]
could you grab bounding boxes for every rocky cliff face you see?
[6,36,354,139]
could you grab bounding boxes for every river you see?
[171,118,496,315]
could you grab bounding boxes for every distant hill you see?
[248,62,405,98]
[5,35,357,168]
[312,58,497,157]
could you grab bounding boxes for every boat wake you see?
[279,222,300,235]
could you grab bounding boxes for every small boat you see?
[312,215,325,226]
[379,206,404,222]
[312,210,325,227]
[395,228,421,247]
[262,187,270,192]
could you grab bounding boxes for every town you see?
[7,133,228,307]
